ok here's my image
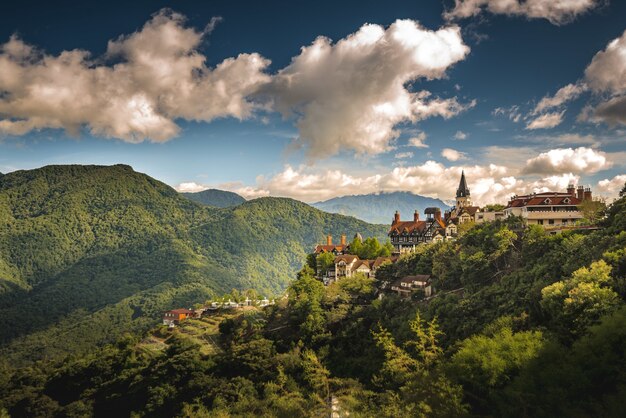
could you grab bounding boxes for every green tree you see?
[316,252,335,277]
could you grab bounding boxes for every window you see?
[538,220,543,225]
[549,219,555,225]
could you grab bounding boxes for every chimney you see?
[567,183,576,197]
[577,185,584,200]
[340,234,346,246]
[434,209,442,222]
[413,210,419,222]
[327,235,332,246]
[394,211,400,224]
[584,187,592,201]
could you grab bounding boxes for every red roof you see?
[388,220,427,234]
[167,309,194,315]
[506,193,581,209]
[314,244,347,253]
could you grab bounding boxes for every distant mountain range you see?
[312,191,452,224]
[0,165,387,364]
[182,189,246,208]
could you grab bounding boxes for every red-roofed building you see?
[504,184,589,228]
[162,308,195,326]
[314,234,348,255]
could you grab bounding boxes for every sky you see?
[0,0,625,205]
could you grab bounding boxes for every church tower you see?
[456,170,471,210]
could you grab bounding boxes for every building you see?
[388,208,447,254]
[445,170,481,226]
[504,184,590,227]
[314,234,348,255]
[162,308,195,327]
[390,275,433,298]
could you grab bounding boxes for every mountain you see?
[312,191,452,224]
[0,164,387,364]
[182,189,246,208]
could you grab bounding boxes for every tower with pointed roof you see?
[455,170,472,210]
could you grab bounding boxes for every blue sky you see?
[0,0,625,204]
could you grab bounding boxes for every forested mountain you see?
[181,189,246,208]
[0,165,387,364]
[2,183,625,417]
[313,191,451,224]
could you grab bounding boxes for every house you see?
[388,207,447,253]
[390,275,433,299]
[314,234,349,255]
[334,254,360,280]
[504,184,589,228]
[162,308,195,327]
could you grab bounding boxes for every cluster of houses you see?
[162,298,274,327]
[312,171,599,299]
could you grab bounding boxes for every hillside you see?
[181,189,246,208]
[0,165,387,364]
[313,191,451,224]
[2,188,625,417]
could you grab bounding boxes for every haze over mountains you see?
[0,164,387,364]
[312,192,452,224]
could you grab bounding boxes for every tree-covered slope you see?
[181,189,246,208]
[0,165,387,364]
[312,191,451,224]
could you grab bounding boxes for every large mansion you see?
[503,184,590,227]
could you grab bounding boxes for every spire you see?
[456,170,470,198]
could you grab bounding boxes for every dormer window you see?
[564,198,570,204]
[544,198,551,204]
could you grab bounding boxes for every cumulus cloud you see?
[583,29,626,126]
[408,132,429,148]
[523,147,611,175]
[532,82,588,114]
[444,0,601,25]
[441,148,467,161]
[0,10,271,141]
[526,111,565,129]
[597,174,626,198]
[263,19,472,157]
[453,130,467,140]
[179,161,596,206]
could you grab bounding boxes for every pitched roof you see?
[334,254,359,264]
[389,220,427,234]
[373,256,398,268]
[457,170,470,198]
[166,308,194,315]
[400,274,431,284]
[314,244,347,253]
[354,260,373,270]
[506,193,582,209]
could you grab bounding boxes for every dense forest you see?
[1,177,624,417]
[0,165,387,365]
[181,189,246,208]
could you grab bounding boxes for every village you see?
[308,171,602,301]
[162,171,603,325]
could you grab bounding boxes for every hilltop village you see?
[310,171,602,300]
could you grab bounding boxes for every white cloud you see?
[453,130,467,140]
[523,147,611,174]
[263,19,472,158]
[408,131,429,148]
[522,133,600,147]
[444,0,601,25]
[583,29,626,126]
[532,82,588,114]
[526,111,565,129]
[441,148,467,161]
[597,174,626,198]
[0,10,271,141]
[395,151,414,159]
[177,182,208,193]
[493,105,521,123]
[187,162,596,206]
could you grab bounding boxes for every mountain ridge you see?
[312,191,452,224]
[182,188,246,208]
